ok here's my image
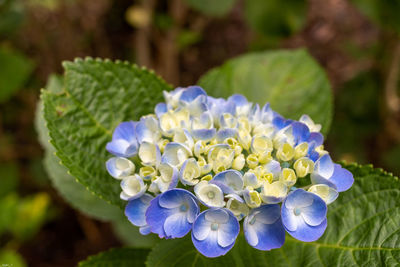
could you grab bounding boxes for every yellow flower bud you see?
[246,154,259,169]
[232,154,245,170]
[139,166,156,180]
[201,174,213,181]
[280,168,297,186]
[293,157,314,178]
[276,143,295,162]
[294,142,308,159]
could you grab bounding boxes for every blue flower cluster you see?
[105,86,354,257]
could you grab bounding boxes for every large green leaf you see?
[244,0,306,37]
[184,0,236,17]
[78,248,149,267]
[198,49,333,135]
[42,58,172,208]
[36,75,123,221]
[0,47,33,103]
[146,163,400,266]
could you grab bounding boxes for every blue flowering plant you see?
[105,86,354,258]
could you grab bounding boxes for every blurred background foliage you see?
[0,0,399,266]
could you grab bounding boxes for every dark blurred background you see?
[0,0,399,266]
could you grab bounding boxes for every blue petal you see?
[216,128,237,142]
[217,210,240,247]
[228,94,248,107]
[329,164,354,192]
[314,154,335,179]
[125,194,153,227]
[308,151,320,162]
[210,170,243,194]
[106,139,138,157]
[244,205,285,251]
[292,122,310,144]
[163,212,192,238]
[145,195,172,238]
[284,189,314,209]
[192,209,239,258]
[191,128,216,141]
[139,225,151,235]
[158,188,197,209]
[155,103,168,118]
[112,121,138,142]
[308,132,324,147]
[179,86,207,103]
[285,217,327,242]
[301,194,327,226]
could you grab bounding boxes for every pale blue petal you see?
[285,217,327,242]
[155,103,168,118]
[192,209,238,258]
[179,86,207,103]
[139,225,151,235]
[216,128,237,142]
[158,188,190,209]
[162,142,192,166]
[217,211,240,247]
[281,205,301,231]
[244,205,285,251]
[329,164,354,192]
[192,213,211,241]
[255,204,281,224]
[192,230,233,258]
[210,170,243,194]
[228,94,248,107]
[145,196,171,238]
[113,121,137,142]
[204,209,229,224]
[125,194,153,227]
[284,189,314,209]
[308,132,324,146]
[314,154,334,179]
[191,129,216,141]
[163,212,192,238]
[106,139,138,157]
[301,194,327,226]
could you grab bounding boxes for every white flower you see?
[120,175,147,200]
[194,181,225,207]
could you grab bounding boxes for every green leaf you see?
[36,75,124,221]
[198,49,333,135]
[42,58,172,208]
[111,217,159,248]
[0,47,34,103]
[244,0,306,37]
[184,0,236,17]
[146,163,400,266]
[78,248,149,267]
[0,249,26,267]
[0,162,18,198]
[9,193,51,241]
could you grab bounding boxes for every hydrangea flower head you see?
[106,86,354,258]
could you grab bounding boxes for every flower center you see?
[294,207,301,216]
[207,191,215,199]
[180,204,188,212]
[211,223,219,231]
